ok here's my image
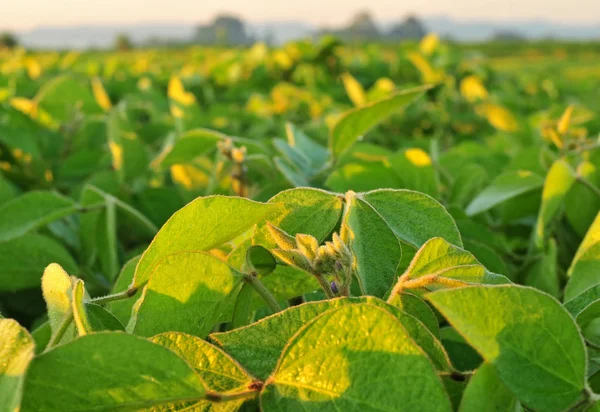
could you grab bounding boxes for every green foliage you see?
[1,37,600,411]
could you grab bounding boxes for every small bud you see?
[267,222,296,251]
[272,249,313,273]
[330,281,339,295]
[231,146,246,163]
[295,234,318,260]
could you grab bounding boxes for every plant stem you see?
[314,272,335,298]
[89,288,138,305]
[46,310,73,351]
[244,273,281,313]
[389,273,470,299]
[205,389,259,403]
[578,176,600,199]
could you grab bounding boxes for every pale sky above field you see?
[3,0,600,30]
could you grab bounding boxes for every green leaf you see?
[152,332,255,411]
[401,237,510,285]
[440,327,483,372]
[21,332,206,411]
[285,123,329,172]
[35,74,103,122]
[0,234,78,292]
[133,252,243,337]
[0,191,77,242]
[341,191,401,297]
[329,85,430,160]
[107,255,140,325]
[534,160,576,247]
[466,171,544,216]
[246,246,276,276]
[389,148,440,198]
[387,292,440,337]
[153,128,221,168]
[71,279,91,336]
[564,285,600,347]
[459,363,518,412]
[565,161,600,237]
[362,189,462,248]
[133,196,284,288]
[0,319,34,412]
[326,160,402,193]
[107,104,149,182]
[85,304,125,331]
[565,212,600,301]
[255,188,343,247]
[231,281,255,328]
[41,263,76,345]
[211,297,451,380]
[523,238,560,297]
[260,303,452,412]
[428,285,587,412]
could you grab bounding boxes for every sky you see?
[3,0,600,31]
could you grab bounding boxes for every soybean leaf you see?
[341,191,401,297]
[565,161,600,237]
[41,263,76,345]
[459,363,518,412]
[71,279,91,336]
[85,304,125,332]
[363,189,462,248]
[285,123,329,172]
[107,104,149,182]
[466,171,544,216]
[387,292,440,337]
[0,191,77,242]
[260,303,452,412]
[329,85,430,160]
[440,327,483,372]
[565,212,600,301]
[0,234,78,292]
[153,128,221,168]
[246,245,276,275]
[133,196,284,288]
[523,238,560,297]
[152,332,255,411]
[401,237,510,285]
[564,285,600,347]
[389,148,440,198]
[133,252,243,337]
[35,74,102,122]
[428,285,587,412]
[534,159,576,248]
[211,297,451,380]
[0,319,35,412]
[20,333,206,411]
[254,188,343,247]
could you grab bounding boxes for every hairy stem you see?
[89,288,138,305]
[389,273,470,299]
[46,310,74,351]
[244,273,281,313]
[314,272,335,298]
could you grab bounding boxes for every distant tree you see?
[195,14,252,46]
[388,15,426,41]
[115,33,133,51]
[348,11,380,40]
[0,32,18,49]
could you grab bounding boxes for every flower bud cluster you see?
[267,222,354,295]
